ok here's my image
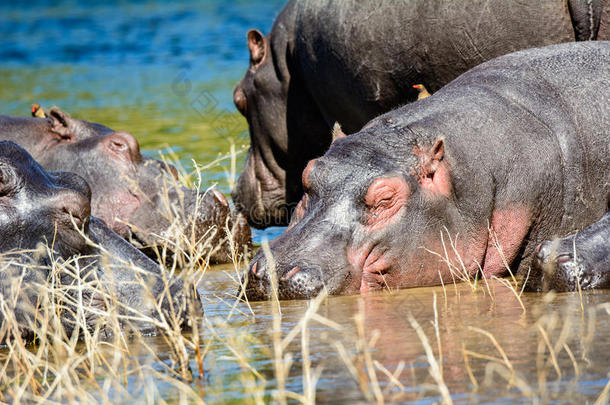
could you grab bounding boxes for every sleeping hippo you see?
[241,41,610,300]
[0,141,199,340]
[527,210,610,292]
[232,0,610,228]
[0,108,251,264]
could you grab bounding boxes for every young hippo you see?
[0,108,251,264]
[0,141,200,340]
[241,41,610,300]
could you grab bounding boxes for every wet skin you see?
[0,141,200,339]
[527,211,610,292]
[0,108,251,264]
[242,42,610,300]
[232,0,610,228]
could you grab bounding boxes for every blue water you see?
[0,0,288,243]
[0,0,286,111]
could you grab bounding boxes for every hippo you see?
[0,108,251,265]
[0,141,199,340]
[232,0,610,228]
[241,41,610,300]
[527,210,610,292]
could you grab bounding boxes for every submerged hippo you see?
[242,41,610,300]
[528,210,610,292]
[233,0,610,228]
[0,141,199,339]
[0,108,251,264]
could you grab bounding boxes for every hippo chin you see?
[526,211,610,292]
[0,108,251,265]
[0,141,200,340]
[232,0,609,228]
[241,42,610,300]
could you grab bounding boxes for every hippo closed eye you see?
[241,42,610,300]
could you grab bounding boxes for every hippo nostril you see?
[535,241,555,263]
[281,266,302,281]
[250,260,263,279]
[556,254,573,265]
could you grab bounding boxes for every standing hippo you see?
[0,141,198,339]
[0,108,251,264]
[232,0,610,228]
[242,41,610,300]
[528,210,610,292]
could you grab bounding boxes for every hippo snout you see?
[531,239,582,291]
[242,256,325,301]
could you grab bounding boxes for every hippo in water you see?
[527,210,610,292]
[0,141,199,339]
[242,41,610,300]
[232,0,610,228]
[0,108,251,264]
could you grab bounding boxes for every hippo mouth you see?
[233,148,288,228]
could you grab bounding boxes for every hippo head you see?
[0,141,92,258]
[232,28,331,228]
[242,117,490,300]
[22,108,251,264]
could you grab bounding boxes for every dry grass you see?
[0,148,608,404]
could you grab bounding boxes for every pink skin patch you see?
[97,191,141,237]
[302,159,317,191]
[281,266,302,281]
[347,243,381,293]
[481,205,531,278]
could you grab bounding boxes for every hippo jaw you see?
[232,146,289,229]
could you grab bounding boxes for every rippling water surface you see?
[1,1,609,403]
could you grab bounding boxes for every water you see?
[1,1,609,403]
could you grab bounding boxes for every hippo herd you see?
[1,0,609,339]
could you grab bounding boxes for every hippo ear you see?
[247,29,267,68]
[331,122,347,143]
[103,132,140,165]
[417,138,451,197]
[48,107,75,142]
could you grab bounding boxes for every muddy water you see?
[182,266,609,403]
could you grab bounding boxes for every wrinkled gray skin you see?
[242,42,610,300]
[529,210,610,292]
[233,0,609,228]
[0,109,251,264]
[0,141,199,341]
